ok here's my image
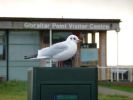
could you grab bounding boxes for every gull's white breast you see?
[53,41,77,62]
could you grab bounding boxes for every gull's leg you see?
[40,59,46,67]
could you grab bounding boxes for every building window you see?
[0,31,5,60]
[52,31,72,44]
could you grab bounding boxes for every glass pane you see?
[56,95,78,100]
[9,31,40,44]
[0,31,6,80]
[0,45,3,55]
[42,31,50,47]
[0,32,5,43]
[52,32,72,44]
[0,31,5,60]
[8,30,40,80]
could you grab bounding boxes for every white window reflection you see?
[0,31,5,60]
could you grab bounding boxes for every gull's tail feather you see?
[24,54,37,59]
[24,54,50,60]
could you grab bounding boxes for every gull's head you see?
[66,35,80,43]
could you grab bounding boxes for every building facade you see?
[0,17,120,80]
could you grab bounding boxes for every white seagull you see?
[24,35,80,62]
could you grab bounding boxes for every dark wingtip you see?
[24,54,37,59]
[24,56,29,59]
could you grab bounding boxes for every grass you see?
[98,82,133,100]
[98,81,133,93]
[0,80,27,100]
[99,94,133,100]
[0,81,133,100]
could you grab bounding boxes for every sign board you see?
[23,22,111,30]
[0,21,119,31]
[80,48,98,65]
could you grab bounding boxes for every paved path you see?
[98,86,133,98]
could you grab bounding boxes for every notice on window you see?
[80,48,98,65]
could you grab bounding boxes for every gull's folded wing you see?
[38,41,68,57]
[25,56,50,60]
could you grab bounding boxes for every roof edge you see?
[0,17,121,23]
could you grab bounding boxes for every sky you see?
[0,0,133,65]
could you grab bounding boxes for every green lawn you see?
[0,81,133,100]
[99,81,133,93]
[99,94,133,100]
[0,81,27,100]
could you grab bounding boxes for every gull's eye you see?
[73,37,76,40]
[70,37,72,40]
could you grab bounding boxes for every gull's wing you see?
[38,41,68,58]
[29,56,50,60]
[24,41,69,60]
[24,55,51,60]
